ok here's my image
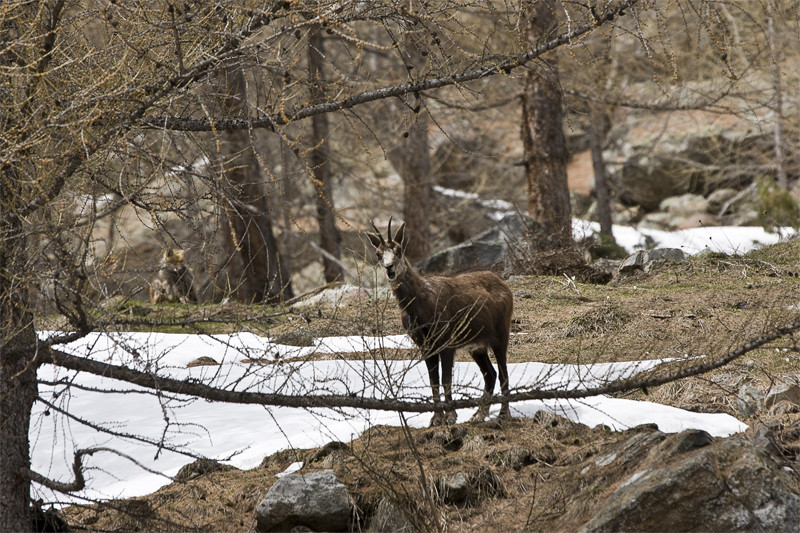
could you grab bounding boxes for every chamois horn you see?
[387,215,394,243]
[369,219,386,246]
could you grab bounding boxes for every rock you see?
[659,193,709,217]
[619,248,686,275]
[255,469,351,532]
[437,472,470,505]
[416,212,545,274]
[611,109,770,211]
[365,499,417,533]
[272,327,314,348]
[175,458,234,481]
[555,429,800,532]
[769,401,800,416]
[660,429,714,458]
[766,383,800,410]
[291,284,370,311]
[186,356,219,368]
[637,211,674,230]
[738,384,765,418]
[674,211,718,230]
[434,467,505,506]
[706,188,739,214]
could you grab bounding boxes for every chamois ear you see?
[367,232,383,250]
[394,222,408,252]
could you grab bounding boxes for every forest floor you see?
[60,238,800,532]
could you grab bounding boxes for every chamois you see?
[368,218,513,426]
[149,248,197,304]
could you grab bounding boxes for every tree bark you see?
[218,59,293,302]
[308,26,344,282]
[386,28,431,263]
[589,104,614,238]
[0,169,39,532]
[521,0,573,249]
[765,0,788,189]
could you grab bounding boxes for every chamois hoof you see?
[469,407,490,423]
[430,411,457,427]
[430,412,445,427]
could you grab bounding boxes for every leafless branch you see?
[21,447,175,493]
[41,316,800,413]
[140,0,643,132]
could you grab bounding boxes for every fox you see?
[149,248,197,304]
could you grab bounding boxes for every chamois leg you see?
[492,340,511,419]
[425,354,446,427]
[440,348,457,425]
[469,347,497,422]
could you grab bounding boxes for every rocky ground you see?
[56,238,800,532]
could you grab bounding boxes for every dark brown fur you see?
[369,219,513,426]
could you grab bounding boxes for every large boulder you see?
[255,469,351,532]
[609,108,775,211]
[416,212,544,274]
[554,427,800,532]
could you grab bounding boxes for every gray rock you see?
[638,211,674,230]
[673,211,718,230]
[272,327,314,348]
[417,212,544,274]
[434,467,505,506]
[175,458,234,481]
[557,429,800,532]
[659,193,709,217]
[619,248,686,274]
[186,356,219,368]
[366,499,418,533]
[706,188,739,213]
[766,383,800,410]
[255,469,351,532]
[738,384,765,418]
[611,109,771,212]
[437,472,470,505]
[291,284,370,311]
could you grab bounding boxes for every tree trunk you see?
[308,26,344,283]
[218,59,293,302]
[521,0,572,249]
[589,105,614,238]
[766,0,788,189]
[1,171,39,531]
[386,29,431,263]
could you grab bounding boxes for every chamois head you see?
[368,217,408,282]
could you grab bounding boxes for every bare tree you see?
[589,103,615,237]
[217,58,293,302]
[385,20,433,263]
[521,0,573,249]
[308,25,344,282]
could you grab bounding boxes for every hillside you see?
[56,237,800,532]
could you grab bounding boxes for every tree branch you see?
[43,315,800,413]
[140,0,643,132]
[5,4,281,224]
[21,447,174,493]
